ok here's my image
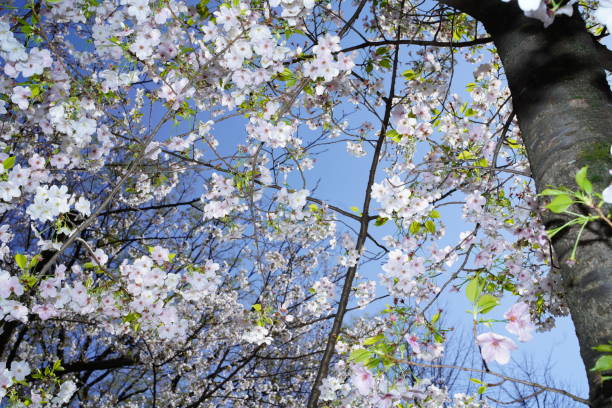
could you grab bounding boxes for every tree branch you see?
[340,36,492,53]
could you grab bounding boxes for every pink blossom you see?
[92,248,108,266]
[0,271,23,298]
[464,191,486,213]
[477,332,517,365]
[151,246,170,264]
[33,304,58,320]
[373,379,401,408]
[504,302,535,342]
[350,364,374,396]
[11,86,31,110]
[405,334,421,354]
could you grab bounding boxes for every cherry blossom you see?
[476,332,518,365]
[504,301,536,342]
[0,0,600,405]
[350,364,374,395]
[10,86,30,110]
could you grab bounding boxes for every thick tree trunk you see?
[447,3,612,406]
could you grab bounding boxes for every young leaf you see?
[546,194,573,213]
[477,294,499,314]
[402,69,417,80]
[592,355,612,372]
[375,47,389,56]
[431,311,441,324]
[363,333,384,345]
[3,156,15,170]
[375,217,388,226]
[465,278,482,303]
[539,188,566,196]
[425,220,436,234]
[15,254,27,270]
[349,348,371,363]
[593,344,612,353]
[575,166,593,194]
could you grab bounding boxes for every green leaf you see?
[20,273,37,288]
[477,385,487,394]
[366,357,381,369]
[122,311,141,324]
[409,221,421,235]
[546,194,573,213]
[429,210,441,218]
[374,217,388,226]
[464,107,477,117]
[386,129,401,142]
[3,156,15,170]
[593,344,612,353]
[575,166,593,194]
[15,254,27,270]
[424,220,436,234]
[469,378,483,385]
[252,304,261,312]
[29,254,41,268]
[379,58,391,69]
[477,294,499,314]
[457,150,475,160]
[363,334,384,345]
[465,278,482,303]
[506,138,522,149]
[402,69,417,80]
[539,188,566,196]
[375,47,389,56]
[197,0,211,17]
[431,311,441,324]
[52,359,64,372]
[350,206,360,213]
[349,348,371,363]
[475,158,488,167]
[276,68,294,81]
[592,355,612,372]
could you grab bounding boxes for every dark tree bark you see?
[443,1,612,406]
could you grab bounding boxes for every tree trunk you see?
[445,2,612,405]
